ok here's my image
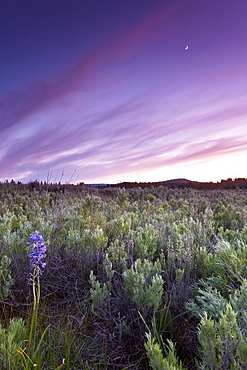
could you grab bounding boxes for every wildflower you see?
[26,231,47,357]
[27,231,47,279]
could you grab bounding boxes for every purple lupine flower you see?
[27,231,47,278]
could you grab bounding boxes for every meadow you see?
[1,182,247,369]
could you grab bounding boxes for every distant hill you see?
[161,178,193,184]
[107,177,247,190]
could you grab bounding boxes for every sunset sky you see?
[1,0,247,184]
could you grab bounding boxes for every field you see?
[1,182,247,369]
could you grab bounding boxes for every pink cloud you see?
[1,88,247,182]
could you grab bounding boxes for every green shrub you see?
[145,332,185,370]
[198,304,247,369]
[0,255,14,301]
[0,318,26,369]
[89,270,110,312]
[123,258,164,312]
[133,224,158,258]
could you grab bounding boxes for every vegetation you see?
[1,181,247,369]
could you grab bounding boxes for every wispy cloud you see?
[0,4,175,133]
[2,96,247,182]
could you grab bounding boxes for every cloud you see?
[1,86,247,182]
[0,3,175,135]
[0,79,247,178]
[2,103,247,182]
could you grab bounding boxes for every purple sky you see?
[1,0,247,184]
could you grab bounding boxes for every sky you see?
[1,0,247,184]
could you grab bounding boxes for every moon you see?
[185,45,189,50]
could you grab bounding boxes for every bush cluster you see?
[1,183,247,369]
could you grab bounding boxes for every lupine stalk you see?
[27,231,46,354]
